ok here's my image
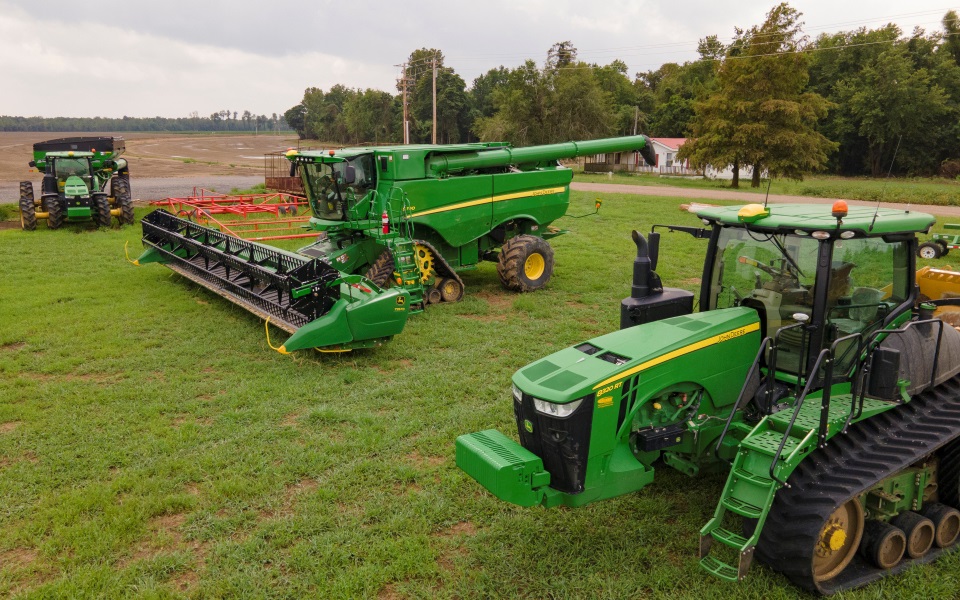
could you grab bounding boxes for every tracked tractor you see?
[456,201,960,593]
[19,137,134,231]
[137,135,657,352]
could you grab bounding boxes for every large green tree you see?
[680,3,835,187]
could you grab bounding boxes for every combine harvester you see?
[137,135,656,352]
[19,137,134,230]
[457,201,960,593]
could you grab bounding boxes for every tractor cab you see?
[695,203,928,380]
[49,154,94,197]
[287,150,377,225]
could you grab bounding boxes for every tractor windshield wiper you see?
[770,235,804,278]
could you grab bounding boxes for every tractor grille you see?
[513,392,594,494]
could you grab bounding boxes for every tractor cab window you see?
[709,227,819,338]
[826,237,910,372]
[55,158,91,180]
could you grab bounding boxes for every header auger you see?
[457,201,960,593]
[19,137,134,230]
[138,135,657,352]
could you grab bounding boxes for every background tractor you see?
[137,135,657,352]
[457,201,960,593]
[19,136,134,231]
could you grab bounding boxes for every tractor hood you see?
[513,307,761,403]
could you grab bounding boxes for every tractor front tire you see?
[919,242,942,260]
[365,249,395,287]
[93,194,112,228]
[497,235,555,292]
[19,182,36,231]
[44,196,64,229]
[113,177,135,225]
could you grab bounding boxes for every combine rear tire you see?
[19,182,36,231]
[93,194,112,228]
[44,196,64,229]
[113,177,135,225]
[497,235,554,292]
[919,242,942,259]
[365,249,395,287]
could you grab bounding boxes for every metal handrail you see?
[714,336,772,463]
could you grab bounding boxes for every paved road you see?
[2,176,263,204]
[572,182,960,218]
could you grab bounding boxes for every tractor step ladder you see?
[387,237,425,311]
[698,423,799,582]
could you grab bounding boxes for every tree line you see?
[284,4,960,181]
[0,111,289,134]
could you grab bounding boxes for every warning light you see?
[329,150,335,157]
[832,200,848,219]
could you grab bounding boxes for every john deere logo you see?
[524,419,534,433]
[396,296,406,305]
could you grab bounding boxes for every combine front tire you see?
[365,250,395,287]
[19,182,36,231]
[44,196,64,229]
[93,194,112,227]
[497,235,555,292]
[113,178,135,225]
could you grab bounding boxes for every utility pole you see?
[432,54,438,144]
[396,62,411,144]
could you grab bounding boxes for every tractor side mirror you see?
[344,165,356,185]
[28,160,36,168]
[289,163,298,178]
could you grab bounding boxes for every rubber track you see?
[755,375,960,594]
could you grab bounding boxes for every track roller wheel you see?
[426,287,442,304]
[93,194,112,227]
[891,511,936,558]
[860,520,906,569]
[44,195,64,229]
[497,234,555,292]
[439,277,464,303]
[364,249,395,288]
[19,182,36,231]
[920,503,960,548]
[918,241,942,260]
[812,498,865,582]
[113,177,135,225]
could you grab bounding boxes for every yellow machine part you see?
[917,266,960,322]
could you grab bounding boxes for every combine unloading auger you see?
[137,135,657,352]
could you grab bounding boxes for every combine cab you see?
[138,135,657,352]
[457,202,960,593]
[19,137,134,230]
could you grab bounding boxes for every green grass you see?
[0,195,958,599]
[574,171,960,206]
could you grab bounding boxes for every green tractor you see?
[137,135,657,352]
[457,202,960,593]
[19,136,134,231]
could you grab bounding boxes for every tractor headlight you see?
[533,398,583,418]
[512,384,522,403]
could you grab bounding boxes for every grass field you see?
[2,194,959,599]
[574,171,960,206]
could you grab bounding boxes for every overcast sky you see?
[1,1,956,119]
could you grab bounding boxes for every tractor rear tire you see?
[44,196,64,229]
[365,249,395,287]
[497,235,554,292]
[113,177,135,225]
[919,242,942,260]
[93,194,112,228]
[19,182,36,231]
